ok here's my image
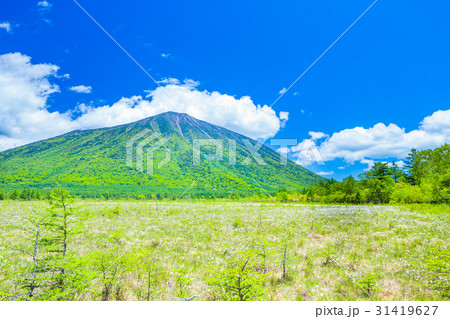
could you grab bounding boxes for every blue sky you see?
[1,0,449,180]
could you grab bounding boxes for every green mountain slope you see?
[0,112,324,197]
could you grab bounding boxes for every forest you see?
[1,144,448,204]
[299,144,449,204]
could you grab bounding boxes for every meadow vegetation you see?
[0,194,448,301]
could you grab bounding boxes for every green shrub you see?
[207,253,269,301]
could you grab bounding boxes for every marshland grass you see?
[0,200,448,301]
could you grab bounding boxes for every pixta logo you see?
[126,130,325,175]
[126,129,170,175]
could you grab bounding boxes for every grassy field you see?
[0,200,448,301]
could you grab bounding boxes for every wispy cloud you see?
[309,131,329,141]
[70,85,92,94]
[278,88,287,95]
[317,171,334,176]
[161,53,171,58]
[37,1,52,8]
[279,111,289,128]
[0,22,12,33]
[57,73,70,79]
[157,77,179,85]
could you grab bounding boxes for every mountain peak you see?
[143,111,195,121]
[0,112,324,197]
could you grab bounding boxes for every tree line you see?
[294,144,449,204]
[1,144,448,204]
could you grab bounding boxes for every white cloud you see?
[37,1,52,8]
[58,73,70,79]
[183,78,200,88]
[308,131,328,141]
[0,22,11,33]
[279,88,287,95]
[337,166,346,170]
[360,159,375,170]
[157,77,179,85]
[138,81,284,139]
[0,53,77,150]
[70,85,92,94]
[291,139,325,166]
[420,110,450,135]
[394,160,404,168]
[276,147,291,154]
[279,111,289,121]
[161,53,171,58]
[289,111,450,167]
[279,111,289,128]
[0,53,288,151]
[316,171,334,176]
[73,84,286,139]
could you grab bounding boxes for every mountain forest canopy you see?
[0,112,323,199]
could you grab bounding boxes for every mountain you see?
[0,112,324,198]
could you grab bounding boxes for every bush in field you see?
[85,229,127,301]
[207,253,269,301]
[174,268,193,299]
[390,183,426,204]
[357,274,381,297]
[232,217,244,228]
[101,204,123,218]
[126,247,166,301]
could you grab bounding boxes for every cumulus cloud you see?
[420,110,450,135]
[291,139,325,166]
[0,52,287,150]
[70,85,92,94]
[289,111,450,167]
[0,53,77,150]
[139,81,283,139]
[0,22,12,33]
